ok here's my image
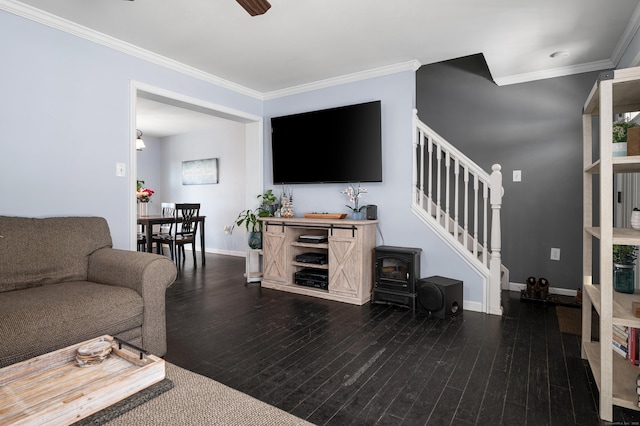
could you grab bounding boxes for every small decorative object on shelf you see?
[613,119,640,142]
[613,244,638,294]
[632,208,640,230]
[613,119,640,157]
[629,127,640,156]
[280,188,294,218]
[342,183,367,218]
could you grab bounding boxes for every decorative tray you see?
[303,213,347,219]
[0,335,165,425]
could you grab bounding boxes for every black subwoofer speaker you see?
[416,276,463,319]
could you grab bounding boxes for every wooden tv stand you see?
[259,217,378,305]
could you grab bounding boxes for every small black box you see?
[295,252,328,265]
[294,268,328,290]
[365,204,377,220]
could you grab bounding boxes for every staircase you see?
[412,110,505,316]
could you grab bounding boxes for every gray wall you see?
[416,54,600,289]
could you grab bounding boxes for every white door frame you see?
[128,81,264,250]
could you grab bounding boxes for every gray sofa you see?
[0,216,177,368]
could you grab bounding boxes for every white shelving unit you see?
[582,66,640,421]
[245,248,263,283]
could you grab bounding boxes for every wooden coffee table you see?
[0,336,165,425]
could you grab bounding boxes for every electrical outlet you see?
[550,248,561,261]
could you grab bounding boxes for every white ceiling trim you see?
[4,0,639,97]
[0,0,264,100]
[0,0,422,101]
[262,60,422,100]
[611,2,640,67]
[493,59,615,87]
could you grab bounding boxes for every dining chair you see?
[137,231,147,252]
[152,202,176,255]
[153,203,201,268]
[174,203,201,268]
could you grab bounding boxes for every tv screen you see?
[271,100,382,184]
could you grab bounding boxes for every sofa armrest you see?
[87,248,177,356]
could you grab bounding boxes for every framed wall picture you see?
[182,158,219,185]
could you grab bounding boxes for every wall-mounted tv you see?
[271,100,382,184]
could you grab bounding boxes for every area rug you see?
[105,362,312,425]
[556,305,598,337]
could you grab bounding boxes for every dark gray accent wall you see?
[416,54,600,290]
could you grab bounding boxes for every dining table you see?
[137,215,206,266]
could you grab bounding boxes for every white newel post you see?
[489,164,503,315]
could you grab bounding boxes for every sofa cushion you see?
[0,216,112,292]
[0,281,143,367]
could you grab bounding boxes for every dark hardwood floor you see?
[163,253,640,425]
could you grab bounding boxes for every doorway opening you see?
[129,81,263,252]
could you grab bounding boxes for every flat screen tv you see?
[271,100,382,184]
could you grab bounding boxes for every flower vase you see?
[613,142,628,157]
[248,231,262,249]
[138,202,148,217]
[351,211,363,220]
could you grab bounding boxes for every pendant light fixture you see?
[136,129,146,151]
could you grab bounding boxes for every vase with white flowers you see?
[342,183,367,219]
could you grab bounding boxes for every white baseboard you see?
[463,300,483,313]
[508,282,577,297]
[180,247,247,257]
[205,248,246,257]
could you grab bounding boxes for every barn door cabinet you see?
[260,217,377,305]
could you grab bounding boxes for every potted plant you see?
[233,209,263,249]
[257,189,278,216]
[342,183,367,219]
[612,119,640,157]
[613,244,637,294]
[232,190,278,249]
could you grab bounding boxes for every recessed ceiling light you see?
[550,51,570,59]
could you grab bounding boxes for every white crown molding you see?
[0,0,265,100]
[493,59,614,86]
[263,60,422,100]
[612,1,640,67]
[1,0,421,101]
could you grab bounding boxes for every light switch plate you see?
[513,170,522,182]
[116,163,126,177]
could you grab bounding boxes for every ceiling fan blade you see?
[236,0,271,16]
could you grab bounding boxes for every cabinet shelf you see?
[585,227,640,245]
[583,341,640,411]
[584,284,640,328]
[585,157,640,174]
[292,261,328,270]
[291,242,329,249]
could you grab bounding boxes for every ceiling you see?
[6,0,640,136]
[136,97,231,138]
